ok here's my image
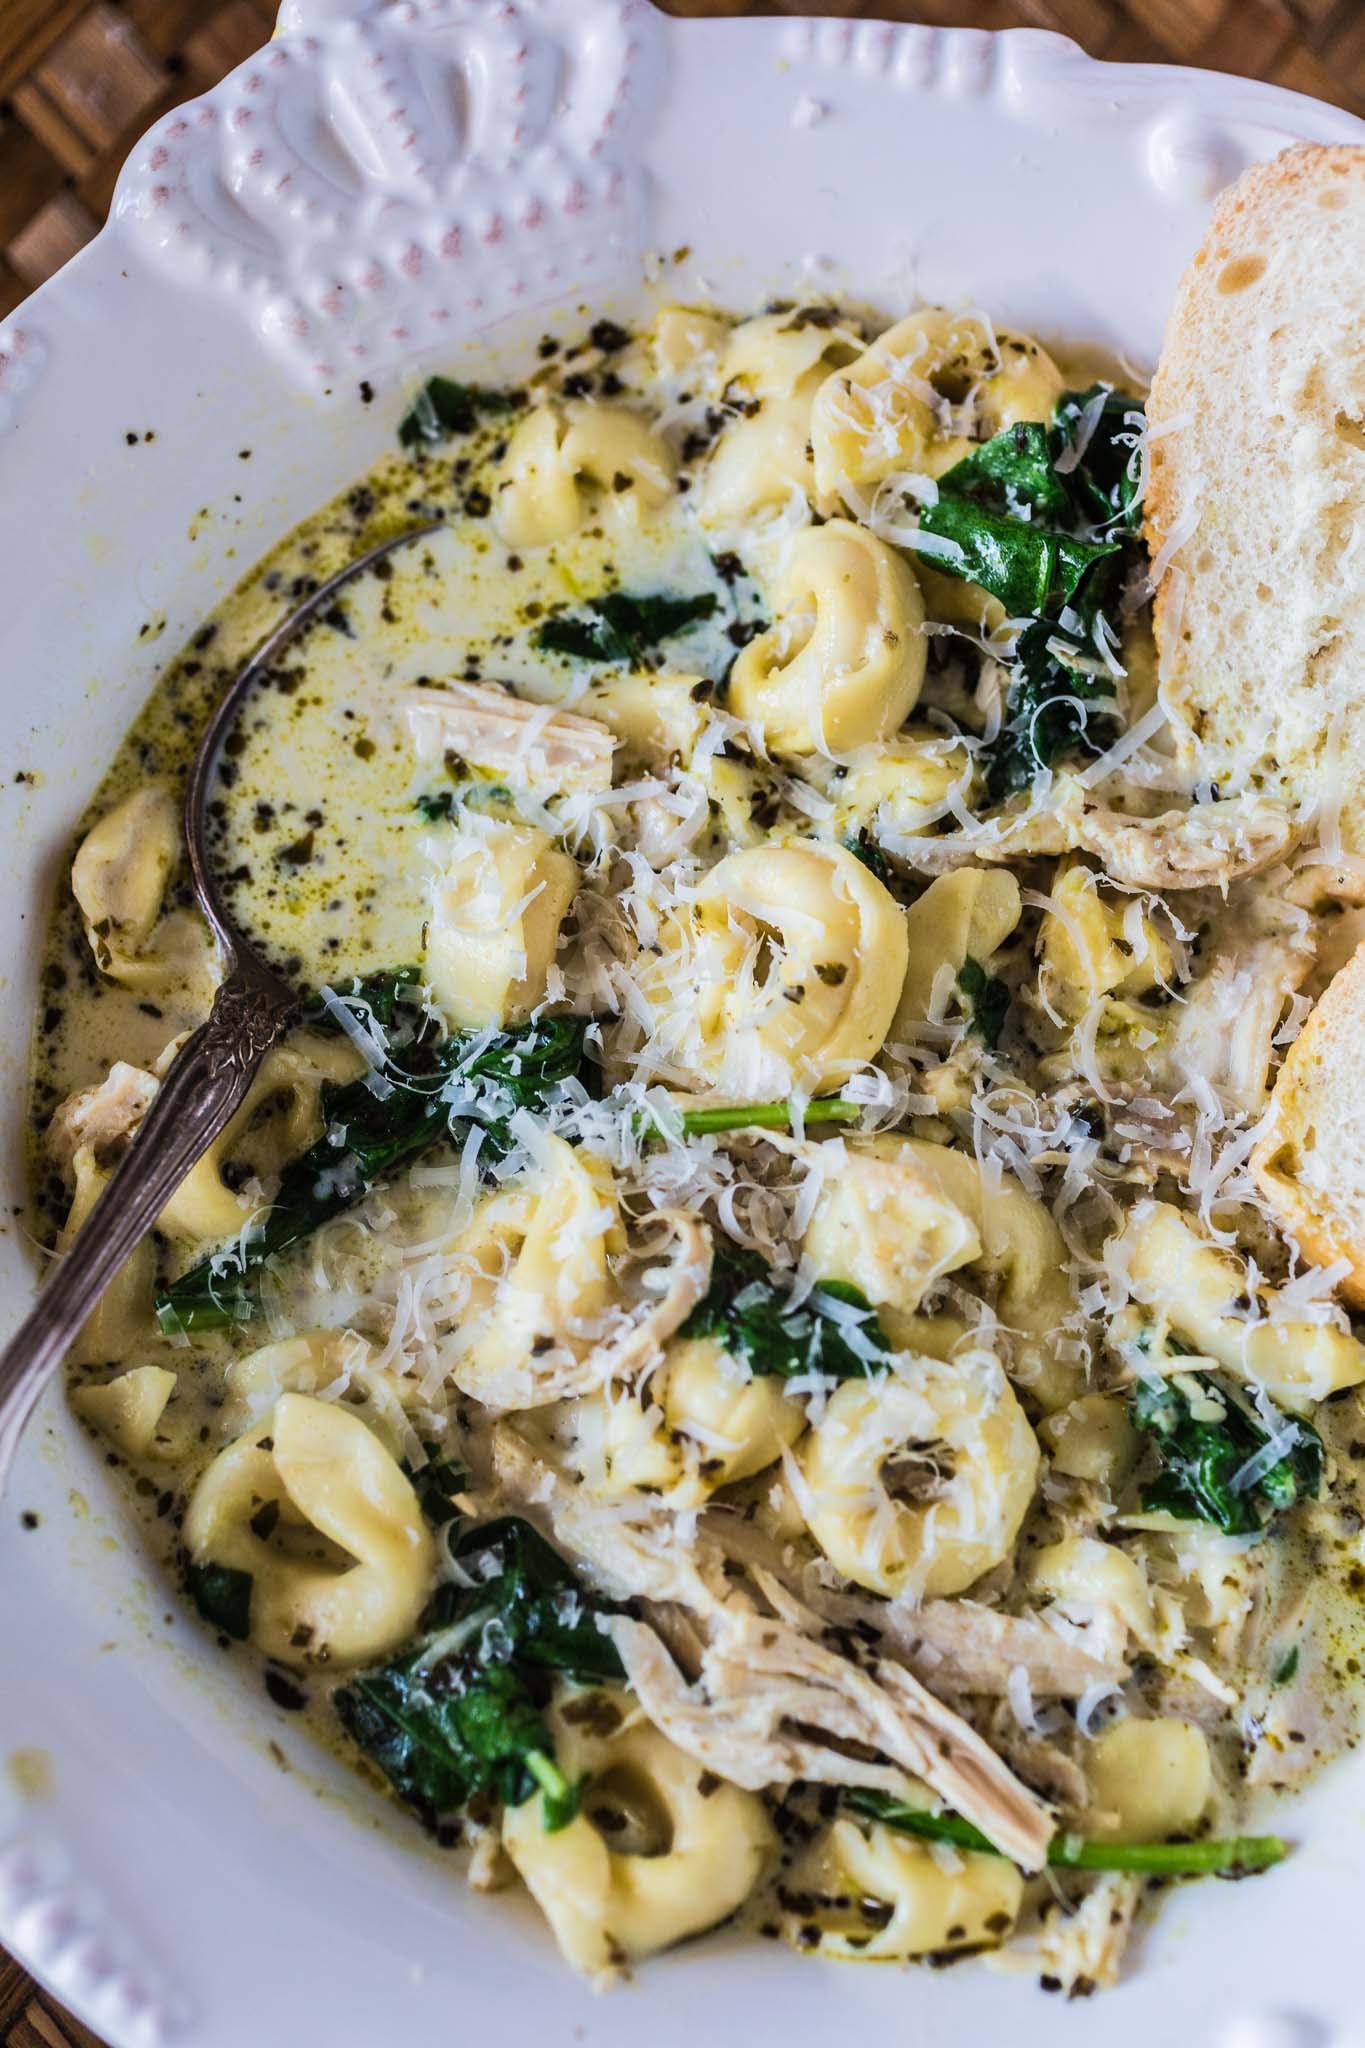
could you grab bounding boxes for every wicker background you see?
[2,0,1362,2040]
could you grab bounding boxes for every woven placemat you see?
[2,0,1363,2040]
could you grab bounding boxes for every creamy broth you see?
[29,304,1365,1993]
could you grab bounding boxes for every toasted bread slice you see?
[1252,937,1365,1306]
[1146,143,1365,846]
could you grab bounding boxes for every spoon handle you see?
[0,964,296,1489]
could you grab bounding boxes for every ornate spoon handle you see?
[0,963,296,1487]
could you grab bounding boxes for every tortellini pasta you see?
[494,401,674,548]
[798,1348,1040,1599]
[423,819,578,1032]
[637,842,908,1095]
[223,1328,428,1460]
[649,304,729,381]
[833,729,972,843]
[576,1334,805,1506]
[695,311,859,537]
[183,1393,434,1667]
[71,786,179,975]
[727,521,926,755]
[58,1144,156,1365]
[809,307,1064,503]
[444,1137,624,1408]
[894,867,1022,1040]
[1085,1719,1212,1844]
[1027,1535,1160,1653]
[584,670,708,770]
[1039,859,1173,1020]
[73,1364,177,1458]
[803,1139,981,1312]
[1039,1393,1137,1486]
[1119,1200,1365,1409]
[502,1686,773,1972]
[157,1031,363,1244]
[816,1135,1081,1410]
[719,309,862,403]
[786,1815,1021,1961]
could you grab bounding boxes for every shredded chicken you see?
[403,682,615,794]
[893,781,1294,891]
[877,1598,1129,1702]
[700,1509,1129,1699]
[611,1611,1055,1869]
[1009,1872,1143,1996]
[492,1424,729,1615]
[1165,923,1312,1110]
[495,1433,1052,1864]
[47,1061,156,1174]
[1073,793,1296,889]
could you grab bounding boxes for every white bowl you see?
[1,8,1362,2045]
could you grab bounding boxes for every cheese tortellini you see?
[494,401,674,548]
[833,729,972,843]
[424,819,578,1032]
[577,1334,806,1506]
[804,1139,981,1312]
[71,786,179,976]
[638,842,908,1095]
[728,521,926,755]
[798,1348,1040,1598]
[1086,1719,1212,1843]
[183,1393,434,1667]
[811,1135,1080,1410]
[158,1032,363,1244]
[1027,1535,1161,1653]
[58,1143,157,1366]
[73,1364,177,1458]
[503,1686,774,1972]
[696,310,859,537]
[1118,1200,1365,1409]
[894,867,1022,1040]
[810,307,1064,503]
[444,1137,624,1408]
[1039,859,1173,1022]
[223,1328,429,1460]
[787,1815,1022,1961]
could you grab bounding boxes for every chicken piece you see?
[492,1425,730,1617]
[1023,1872,1143,1995]
[889,781,1293,892]
[1073,793,1296,889]
[877,1597,1129,1702]
[402,682,614,795]
[699,1504,1129,1699]
[611,1610,1054,1870]
[1165,922,1313,1111]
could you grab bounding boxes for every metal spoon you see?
[0,522,438,1487]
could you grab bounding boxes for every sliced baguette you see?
[1146,143,1365,846]
[1252,937,1365,1306]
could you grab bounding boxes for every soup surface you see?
[32,302,1365,1991]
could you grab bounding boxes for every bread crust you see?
[1251,937,1365,1308]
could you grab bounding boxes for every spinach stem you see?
[644,1099,860,1140]
[847,1793,1287,1876]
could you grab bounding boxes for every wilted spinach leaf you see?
[681,1242,892,1380]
